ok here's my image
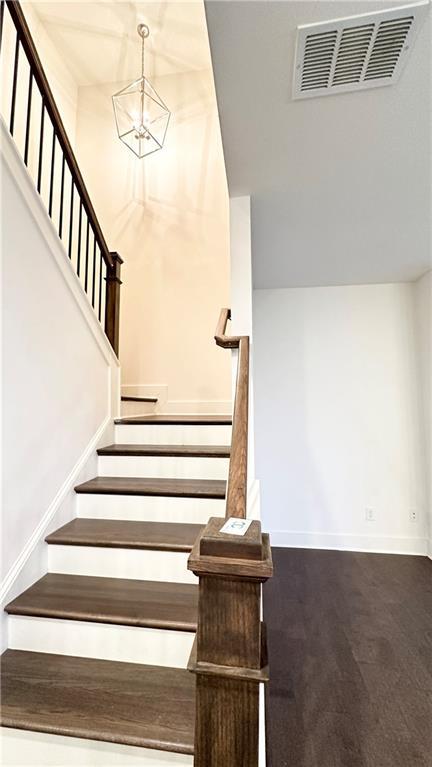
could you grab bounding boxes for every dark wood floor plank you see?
[5,573,198,631]
[45,518,203,552]
[264,548,432,767]
[97,443,230,457]
[1,649,195,754]
[115,415,232,425]
[74,476,226,498]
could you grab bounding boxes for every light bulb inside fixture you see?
[131,109,151,140]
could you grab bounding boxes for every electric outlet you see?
[365,507,375,522]
[409,508,418,523]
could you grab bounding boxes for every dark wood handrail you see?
[186,314,272,765]
[6,1,113,270]
[215,308,249,519]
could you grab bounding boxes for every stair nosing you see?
[115,415,232,426]
[97,443,230,458]
[0,720,194,756]
[6,604,197,632]
[45,519,203,552]
[74,476,226,499]
[45,537,196,552]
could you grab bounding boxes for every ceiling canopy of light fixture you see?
[112,24,171,159]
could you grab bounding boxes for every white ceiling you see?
[205,0,432,287]
[29,1,211,85]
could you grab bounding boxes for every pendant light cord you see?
[137,24,149,127]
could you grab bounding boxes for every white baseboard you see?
[268,530,429,555]
[1,416,111,606]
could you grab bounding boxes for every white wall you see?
[1,124,119,644]
[414,270,432,556]
[230,196,253,337]
[253,283,428,554]
[229,196,258,512]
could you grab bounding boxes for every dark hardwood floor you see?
[264,548,432,767]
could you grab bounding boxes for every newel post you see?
[188,517,273,767]
[105,251,123,356]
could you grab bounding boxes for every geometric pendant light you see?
[112,24,171,158]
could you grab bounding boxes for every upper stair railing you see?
[187,309,273,767]
[0,0,122,354]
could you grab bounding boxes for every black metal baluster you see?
[98,252,103,321]
[58,154,65,237]
[10,33,20,135]
[23,70,33,166]
[68,178,74,259]
[84,218,90,292]
[77,201,82,276]
[37,99,45,193]
[48,129,56,217]
[0,0,5,56]
[92,235,97,308]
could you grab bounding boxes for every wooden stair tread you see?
[0,649,195,754]
[98,443,230,457]
[115,414,232,425]
[5,573,198,630]
[74,476,226,498]
[46,518,203,552]
[121,396,158,402]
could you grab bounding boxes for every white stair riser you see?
[98,455,229,480]
[1,729,193,766]
[48,545,197,584]
[77,493,225,523]
[114,423,231,446]
[120,400,157,417]
[8,615,194,669]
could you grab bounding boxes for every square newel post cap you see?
[109,251,124,265]
[108,251,124,281]
[188,517,273,580]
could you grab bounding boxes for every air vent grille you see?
[364,16,413,80]
[301,31,337,91]
[293,3,427,99]
[332,24,374,86]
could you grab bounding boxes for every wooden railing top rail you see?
[215,308,249,519]
[187,313,272,765]
[214,308,241,349]
[6,0,113,270]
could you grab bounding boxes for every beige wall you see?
[75,68,231,411]
[1,3,78,185]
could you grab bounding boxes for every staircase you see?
[1,415,232,764]
[1,2,272,763]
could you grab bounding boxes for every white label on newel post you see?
[220,518,253,536]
